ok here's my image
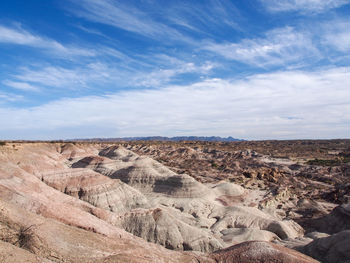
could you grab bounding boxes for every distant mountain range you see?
[74,136,244,142]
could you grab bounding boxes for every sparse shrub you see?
[20,226,42,252]
[0,141,6,146]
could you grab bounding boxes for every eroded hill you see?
[0,140,349,262]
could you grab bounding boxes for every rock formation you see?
[302,230,350,263]
[211,241,319,263]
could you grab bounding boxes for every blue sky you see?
[0,0,350,140]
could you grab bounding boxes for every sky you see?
[0,0,350,140]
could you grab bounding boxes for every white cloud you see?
[203,27,318,67]
[14,66,90,88]
[260,0,350,13]
[75,24,107,37]
[1,67,349,140]
[322,20,350,52]
[0,25,41,45]
[68,0,186,41]
[0,24,96,57]
[11,63,121,90]
[3,80,40,92]
[0,92,23,102]
[7,58,215,91]
[67,0,241,43]
[133,61,215,87]
[164,0,240,32]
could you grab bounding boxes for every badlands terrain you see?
[0,140,349,262]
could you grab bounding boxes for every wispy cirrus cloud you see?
[162,0,240,33]
[0,23,151,64]
[67,0,242,42]
[0,24,96,57]
[322,20,350,52]
[0,24,43,45]
[260,0,350,14]
[0,92,23,102]
[1,67,349,140]
[133,61,215,87]
[74,24,107,38]
[3,80,40,92]
[12,64,108,89]
[203,27,318,67]
[4,58,215,93]
[67,0,186,41]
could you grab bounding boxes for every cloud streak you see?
[0,24,96,57]
[67,0,240,42]
[0,92,23,102]
[260,0,350,14]
[67,0,186,41]
[3,80,40,92]
[203,27,318,67]
[162,0,240,33]
[322,20,350,52]
[3,58,215,94]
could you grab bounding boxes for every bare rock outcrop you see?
[69,145,306,252]
[0,144,213,262]
[0,199,198,263]
[308,204,350,234]
[211,241,319,263]
[210,206,304,240]
[220,228,279,243]
[75,146,211,198]
[118,207,223,252]
[41,168,149,213]
[301,230,350,263]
